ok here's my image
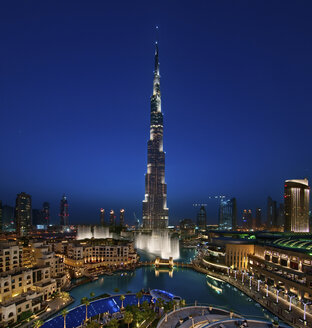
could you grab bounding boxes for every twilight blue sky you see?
[1,1,312,225]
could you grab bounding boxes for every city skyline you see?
[1,1,312,224]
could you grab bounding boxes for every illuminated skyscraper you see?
[242,209,252,229]
[15,192,32,236]
[120,209,125,226]
[0,200,2,232]
[284,179,310,232]
[196,206,207,230]
[266,196,277,228]
[42,202,50,226]
[100,208,105,226]
[59,194,69,226]
[255,208,262,228]
[219,198,237,230]
[109,210,115,226]
[142,40,169,230]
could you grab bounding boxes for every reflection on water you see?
[69,266,274,323]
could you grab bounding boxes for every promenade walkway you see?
[193,259,310,328]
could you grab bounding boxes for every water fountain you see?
[93,226,111,239]
[135,230,180,259]
[76,225,111,240]
[76,225,92,239]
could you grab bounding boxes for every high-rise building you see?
[32,209,44,226]
[15,192,32,237]
[219,198,237,230]
[197,206,207,230]
[255,208,262,228]
[100,208,105,226]
[142,40,169,230]
[266,196,277,228]
[2,205,15,231]
[0,200,2,232]
[120,209,125,226]
[59,194,69,226]
[109,210,115,226]
[242,209,252,229]
[284,179,310,232]
[42,202,50,226]
[277,203,285,227]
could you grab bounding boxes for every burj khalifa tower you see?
[142,40,169,230]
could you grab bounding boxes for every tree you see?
[33,319,44,328]
[108,318,119,328]
[180,299,186,307]
[86,322,101,328]
[61,309,68,328]
[136,291,143,307]
[81,297,90,322]
[114,288,120,293]
[120,295,125,309]
[123,311,134,328]
[90,292,95,299]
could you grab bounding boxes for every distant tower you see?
[109,210,115,226]
[284,179,310,232]
[142,37,169,230]
[0,200,2,232]
[219,198,237,230]
[242,209,252,229]
[266,196,277,228]
[120,209,125,226]
[16,192,32,237]
[42,202,50,226]
[197,206,207,230]
[100,208,105,226]
[255,208,262,228]
[59,194,69,226]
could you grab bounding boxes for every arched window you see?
[8,312,14,318]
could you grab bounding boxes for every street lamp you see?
[234,270,237,280]
[287,294,295,311]
[301,300,311,321]
[242,272,245,283]
[227,267,230,276]
[257,279,262,292]
[189,316,195,328]
[249,275,253,289]
[275,288,281,303]
[265,284,269,297]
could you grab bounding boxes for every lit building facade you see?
[59,194,69,226]
[142,42,169,230]
[15,192,32,237]
[248,239,312,300]
[219,198,237,230]
[197,206,207,230]
[284,179,310,232]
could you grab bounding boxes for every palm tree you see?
[120,295,125,309]
[61,308,68,328]
[123,311,133,328]
[108,318,119,328]
[81,297,90,322]
[136,291,143,307]
[180,299,186,307]
[33,319,44,328]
